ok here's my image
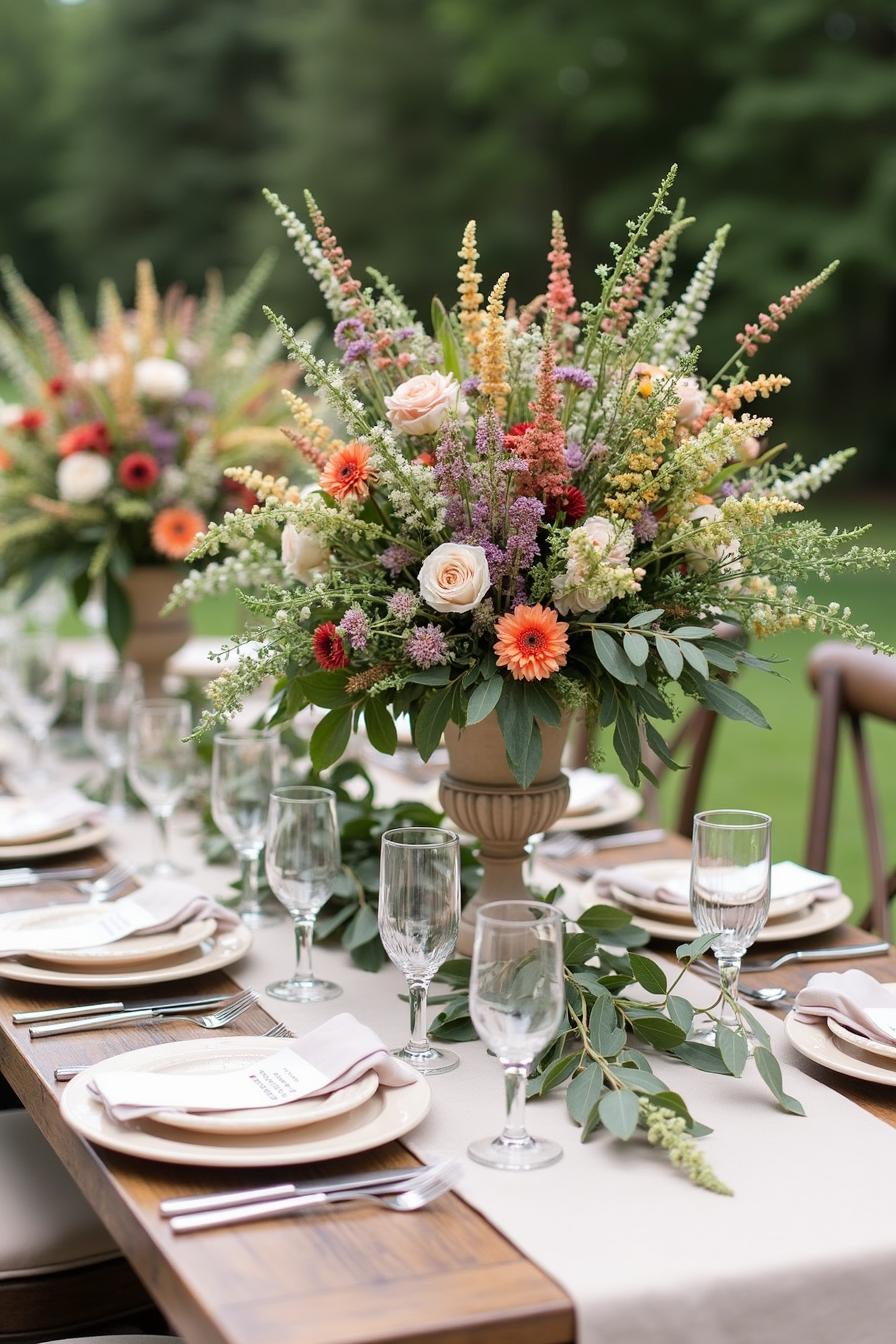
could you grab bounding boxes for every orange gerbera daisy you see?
[151,505,207,560]
[494,603,569,682]
[319,440,373,502]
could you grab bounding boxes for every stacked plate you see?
[61,1038,432,1166]
[786,987,896,1087]
[601,859,852,943]
[0,902,252,989]
[549,769,643,834]
[0,793,108,861]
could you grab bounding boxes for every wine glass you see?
[83,662,143,817]
[378,827,460,1076]
[468,900,565,1171]
[4,632,66,785]
[264,785,342,1002]
[689,809,772,1051]
[211,730,281,927]
[126,698,193,878]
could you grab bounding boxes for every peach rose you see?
[384,372,467,437]
[673,375,706,424]
[418,543,490,613]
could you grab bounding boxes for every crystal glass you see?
[211,730,281,927]
[126,699,193,878]
[689,809,772,1051]
[264,785,341,1002]
[468,900,565,1170]
[83,662,143,817]
[378,827,461,1076]
[5,632,66,784]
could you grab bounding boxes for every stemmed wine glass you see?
[689,809,772,1051]
[83,662,143,817]
[468,900,565,1170]
[211,729,281,927]
[264,785,342,1002]
[5,632,66,785]
[126,698,193,878]
[378,827,460,1076]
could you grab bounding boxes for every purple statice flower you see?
[481,540,507,585]
[564,439,584,471]
[333,318,365,350]
[475,408,501,457]
[720,481,738,498]
[554,366,596,392]
[434,418,472,494]
[342,337,375,365]
[633,508,659,543]
[499,455,526,476]
[393,326,416,343]
[338,605,369,651]
[505,495,544,571]
[460,376,481,397]
[181,388,215,411]
[387,589,418,624]
[587,439,609,460]
[144,419,180,464]
[406,624,449,669]
[380,544,416,576]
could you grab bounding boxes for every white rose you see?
[134,356,191,401]
[418,542,490,613]
[577,516,633,568]
[688,503,742,589]
[0,402,23,428]
[384,371,468,437]
[72,354,122,385]
[552,583,606,618]
[673,375,706,424]
[57,452,112,503]
[281,522,329,583]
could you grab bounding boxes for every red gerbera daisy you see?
[117,451,160,492]
[312,622,349,670]
[16,409,45,433]
[58,420,111,457]
[46,377,67,398]
[545,486,587,524]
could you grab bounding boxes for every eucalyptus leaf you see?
[592,630,639,685]
[626,608,664,628]
[628,953,667,994]
[754,1046,805,1115]
[679,640,710,680]
[672,1041,732,1074]
[676,931,718,961]
[364,697,397,755]
[598,1088,640,1140]
[578,904,633,933]
[631,1016,687,1050]
[655,635,684,680]
[716,1023,748,1078]
[466,674,504,725]
[566,1062,604,1126]
[622,631,650,666]
[309,706,353,771]
[667,995,695,1034]
[536,1053,580,1096]
[697,677,771,729]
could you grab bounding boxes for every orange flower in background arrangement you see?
[319,440,373,502]
[0,447,12,471]
[151,505,206,560]
[494,603,569,681]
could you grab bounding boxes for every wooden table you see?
[1,833,895,1344]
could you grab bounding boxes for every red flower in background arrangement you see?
[545,486,587,524]
[46,377,66,398]
[117,452,160,492]
[504,421,533,448]
[312,622,349,671]
[224,480,259,512]
[58,420,111,457]
[413,451,435,467]
[16,409,45,433]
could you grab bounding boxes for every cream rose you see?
[281,522,329,584]
[577,516,633,567]
[418,543,490,613]
[688,503,742,590]
[673,375,706,424]
[57,452,112,503]
[134,356,190,402]
[384,371,467,437]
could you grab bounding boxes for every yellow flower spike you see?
[224,465,302,505]
[480,272,510,416]
[282,388,335,453]
[135,259,159,357]
[457,220,484,375]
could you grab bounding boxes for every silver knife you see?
[32,1007,226,1038]
[14,993,235,1025]
[159,1166,426,1218]
[0,867,101,887]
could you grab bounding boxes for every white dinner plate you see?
[0,904,218,971]
[0,798,89,846]
[61,1042,431,1166]
[826,1015,896,1063]
[0,819,109,862]
[600,885,853,944]
[550,785,643,834]
[0,923,252,988]
[609,860,817,923]
[786,996,896,1086]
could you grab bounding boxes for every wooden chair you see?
[805,642,896,937]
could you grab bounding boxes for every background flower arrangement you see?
[180,168,891,784]
[0,252,310,647]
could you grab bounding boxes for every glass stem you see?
[501,1063,530,1145]
[32,729,48,780]
[108,761,126,813]
[406,979,430,1056]
[153,808,172,868]
[717,955,741,1029]
[239,850,261,916]
[293,917,316,984]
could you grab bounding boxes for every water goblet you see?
[5,632,66,784]
[378,827,460,1076]
[689,809,772,1051]
[211,730,281,927]
[126,698,193,878]
[264,785,342,1002]
[83,662,143,817]
[468,900,565,1171]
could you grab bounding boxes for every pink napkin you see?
[794,970,896,1043]
[89,1013,418,1122]
[0,788,104,843]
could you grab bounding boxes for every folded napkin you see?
[89,1012,418,1122]
[564,769,622,817]
[0,788,103,843]
[0,880,239,958]
[595,859,842,908]
[794,970,896,1044]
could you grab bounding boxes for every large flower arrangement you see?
[0,254,306,646]
[182,171,890,780]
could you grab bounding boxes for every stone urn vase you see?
[440,712,571,955]
[122,567,189,697]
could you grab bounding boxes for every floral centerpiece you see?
[182,169,890,791]
[0,253,305,654]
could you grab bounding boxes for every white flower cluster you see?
[165,542,284,611]
[552,517,643,615]
[653,224,730,363]
[263,189,346,319]
[772,449,856,501]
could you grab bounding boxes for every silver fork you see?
[32,988,259,1038]
[54,1017,290,1079]
[170,1161,460,1234]
[264,1022,294,1038]
[75,864,134,903]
